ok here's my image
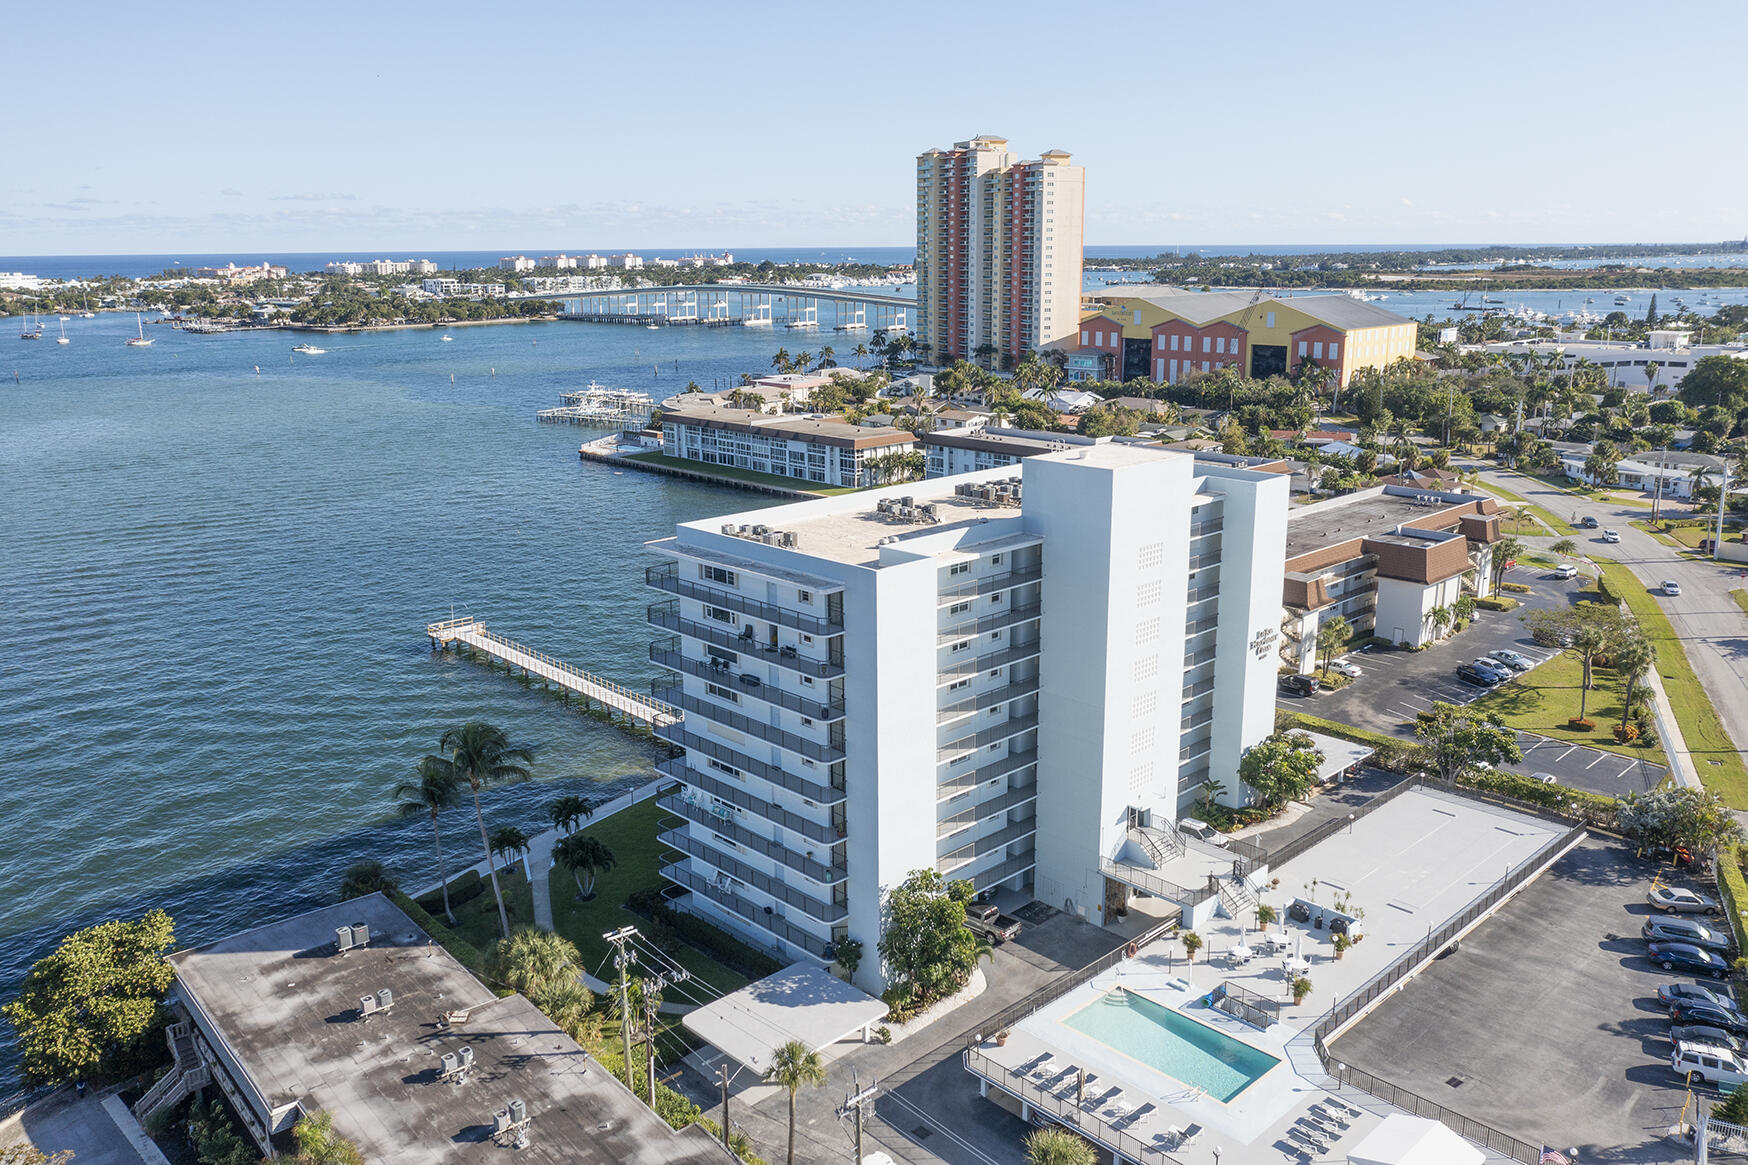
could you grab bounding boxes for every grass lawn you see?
[623,451,862,497]
[1732,589,1748,617]
[443,866,537,954]
[1480,477,1581,536]
[547,799,749,996]
[1593,557,1748,807]
[1629,520,1684,548]
[1468,651,1666,765]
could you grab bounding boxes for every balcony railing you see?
[659,793,846,885]
[653,722,846,805]
[967,852,1038,892]
[662,861,831,960]
[940,820,1038,873]
[1185,585,1220,606]
[937,676,1041,725]
[938,640,1042,682]
[936,565,1043,603]
[937,602,1043,645]
[650,646,845,721]
[660,830,848,924]
[938,783,1038,838]
[654,687,846,763]
[647,563,843,636]
[657,757,840,845]
[648,604,844,679]
[938,749,1038,799]
[939,712,1039,758]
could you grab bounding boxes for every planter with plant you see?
[1291,975,1313,1005]
[1332,933,1351,960]
[1256,903,1277,930]
[1181,931,1203,962]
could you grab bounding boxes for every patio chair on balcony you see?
[1178,1124,1203,1148]
[1013,1052,1052,1078]
[1112,1102,1154,1129]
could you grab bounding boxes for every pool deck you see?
[968,786,1574,1162]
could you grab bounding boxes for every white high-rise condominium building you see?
[915,135,1086,368]
[646,443,1286,992]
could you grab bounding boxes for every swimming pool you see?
[1062,990,1280,1103]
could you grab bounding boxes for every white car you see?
[1663,580,1682,596]
[1532,772,1557,784]
[1602,529,1621,543]
[1327,659,1362,679]
[1554,564,1578,580]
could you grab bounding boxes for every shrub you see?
[646,902,783,980]
[1181,931,1203,961]
[1476,596,1519,611]
[417,869,486,915]
[1567,717,1596,731]
[187,1098,257,1165]
[1614,723,1640,744]
[389,891,491,978]
[1501,581,1532,593]
[881,983,918,1024]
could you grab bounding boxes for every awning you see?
[1297,729,1376,782]
[680,964,888,1074]
[1347,1115,1485,1165]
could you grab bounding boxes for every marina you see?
[534,382,654,427]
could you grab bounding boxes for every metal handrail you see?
[654,722,846,804]
[648,605,844,679]
[937,602,1043,644]
[939,820,1038,872]
[656,758,841,845]
[660,829,848,923]
[936,565,1044,603]
[646,564,843,636]
[937,750,1039,798]
[939,713,1040,757]
[655,687,846,763]
[963,1048,1185,1165]
[433,620,677,721]
[659,793,846,885]
[649,646,845,720]
[937,676,1041,724]
[662,861,831,958]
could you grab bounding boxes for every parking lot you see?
[1328,835,1702,1162]
[1282,566,1667,795]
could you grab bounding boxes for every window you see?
[800,633,813,644]
[1215,337,1226,355]
[991,592,1003,604]
[1202,336,1212,353]
[705,682,740,704]
[951,641,970,653]
[1169,334,1179,352]
[1313,342,1324,359]
[949,562,971,576]
[1328,342,1339,360]
[1156,335,1165,351]
[1081,329,1089,345]
[991,554,1002,565]
[1298,341,1308,357]
[704,605,736,624]
[1266,311,1276,329]
[989,668,1002,677]
[951,752,974,767]
[797,589,812,604]
[991,629,1002,640]
[801,675,814,686]
[949,601,971,615]
[948,678,970,692]
[701,564,736,586]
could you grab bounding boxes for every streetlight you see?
[1348,813,1356,834]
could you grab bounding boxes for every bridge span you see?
[546,283,914,331]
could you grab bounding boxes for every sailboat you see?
[56,320,69,344]
[125,313,154,346]
[81,296,95,318]
[20,312,43,339]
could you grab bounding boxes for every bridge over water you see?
[545,283,915,332]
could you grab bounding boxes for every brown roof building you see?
[661,405,918,488]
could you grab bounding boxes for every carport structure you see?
[681,964,888,1075]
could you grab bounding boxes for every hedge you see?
[390,890,493,980]
[417,869,486,915]
[641,899,784,981]
[1475,596,1519,612]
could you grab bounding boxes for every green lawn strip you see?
[442,866,537,953]
[1716,847,1748,967]
[1628,520,1684,548]
[1466,652,1666,766]
[622,451,861,496]
[547,799,749,997]
[1479,477,1580,535]
[1732,589,1748,617]
[1593,558,1748,807]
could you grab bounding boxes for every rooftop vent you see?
[335,925,356,954]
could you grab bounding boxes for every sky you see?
[4,0,1745,255]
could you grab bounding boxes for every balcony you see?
[657,757,840,845]
[936,676,1040,725]
[660,829,849,924]
[938,782,1038,839]
[1185,585,1221,606]
[939,819,1038,873]
[937,602,1042,645]
[662,861,831,960]
[938,748,1038,799]
[651,646,845,721]
[648,604,844,679]
[659,794,846,885]
[655,687,845,764]
[653,722,845,805]
[966,852,1037,891]
[936,564,1043,603]
[647,563,843,636]
[939,712,1039,759]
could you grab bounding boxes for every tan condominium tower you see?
[915,135,1085,368]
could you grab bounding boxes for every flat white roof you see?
[681,964,887,1073]
[1348,1114,1485,1165]
[1298,730,1377,783]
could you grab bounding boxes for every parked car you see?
[1649,942,1732,978]
[1532,772,1557,784]
[1486,649,1535,672]
[1178,817,1228,848]
[1649,886,1721,915]
[1553,563,1579,580]
[1581,515,1601,529]
[1456,663,1504,688]
[1671,1042,1748,1087]
[1672,1024,1745,1053]
[1644,917,1732,952]
[1327,658,1362,679]
[1672,1000,1748,1031]
[1278,673,1319,697]
[1471,659,1513,682]
[1662,580,1682,596]
[1602,529,1622,543]
[1661,981,1738,1010]
[963,902,1023,944]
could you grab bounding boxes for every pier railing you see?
[427,616,678,727]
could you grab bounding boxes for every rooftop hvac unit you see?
[721,523,736,534]
[752,524,770,536]
[509,1099,527,1125]
[376,988,394,1010]
[441,1052,459,1076]
[493,1109,513,1135]
[359,994,379,1017]
[458,1046,475,1071]
[335,925,355,953]
[351,922,371,947]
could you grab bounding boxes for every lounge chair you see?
[1179,1123,1204,1148]
[1058,1072,1097,1099]
[1305,1112,1343,1138]
[1013,1052,1052,1077]
[1325,1095,1362,1118]
[1310,1102,1351,1128]
[1087,1086,1122,1112]
[1288,1127,1329,1154]
[1113,1102,1155,1129]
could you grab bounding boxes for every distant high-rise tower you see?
[915,136,1085,367]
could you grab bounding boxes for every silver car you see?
[1649,885,1721,915]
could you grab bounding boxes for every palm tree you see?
[338,860,397,901]
[435,721,534,941]
[553,834,616,901]
[818,344,836,369]
[770,347,792,373]
[394,757,462,923]
[793,350,815,373]
[1643,361,1662,398]
[852,342,869,368]
[491,927,583,1001]
[547,794,593,837]
[764,1040,826,1165]
[1614,634,1657,729]
[1550,538,1578,559]
[1425,604,1452,641]
[1024,1127,1097,1165]
[1315,614,1351,673]
[489,825,530,875]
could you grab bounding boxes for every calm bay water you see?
[0,313,801,1099]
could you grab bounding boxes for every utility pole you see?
[838,1075,879,1165]
[604,927,638,1088]
[718,1064,733,1154]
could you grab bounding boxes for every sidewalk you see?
[1642,665,1699,790]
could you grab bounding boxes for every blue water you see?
[0,313,813,1102]
[1062,991,1280,1104]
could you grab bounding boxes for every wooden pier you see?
[426,616,679,728]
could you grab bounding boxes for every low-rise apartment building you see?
[1080,289,1416,387]
[1478,337,1748,393]
[646,445,1287,988]
[1280,485,1502,667]
[660,405,918,488]
[421,278,507,298]
[194,262,288,282]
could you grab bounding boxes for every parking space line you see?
[1555,746,1578,762]
[1585,752,1609,769]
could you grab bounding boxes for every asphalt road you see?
[1282,567,1667,795]
[1472,466,1748,778]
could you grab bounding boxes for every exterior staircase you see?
[132,1022,209,1125]
[1219,876,1259,922]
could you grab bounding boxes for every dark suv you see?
[1278,674,1319,697]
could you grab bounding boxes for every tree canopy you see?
[2,910,176,1086]
[877,869,980,1003]
[1237,731,1325,808]
[1412,701,1522,783]
[1618,786,1745,854]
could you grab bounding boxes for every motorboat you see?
[291,343,326,354]
[440,334,453,341]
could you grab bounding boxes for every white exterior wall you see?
[1373,574,1462,648]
